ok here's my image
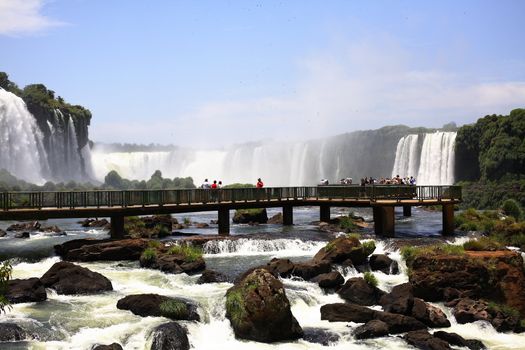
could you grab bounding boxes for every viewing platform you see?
[0,185,462,238]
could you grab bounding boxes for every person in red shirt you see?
[211,180,218,189]
[256,178,264,188]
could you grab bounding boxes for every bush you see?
[159,299,189,319]
[339,216,358,232]
[167,245,203,262]
[363,272,378,287]
[362,241,376,256]
[226,289,246,326]
[0,260,12,314]
[400,244,464,266]
[502,199,523,220]
[155,224,171,238]
[488,302,520,319]
[463,236,505,251]
[140,248,157,264]
[148,240,162,249]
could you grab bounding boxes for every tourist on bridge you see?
[256,178,264,188]
[201,179,211,189]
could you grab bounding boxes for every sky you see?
[1,0,524,148]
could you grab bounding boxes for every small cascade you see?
[391,134,419,178]
[202,238,326,256]
[0,89,50,183]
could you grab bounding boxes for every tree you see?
[104,170,124,189]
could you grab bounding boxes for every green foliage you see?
[463,236,505,251]
[159,299,188,319]
[363,272,378,287]
[339,216,358,232]
[400,246,418,266]
[347,233,361,240]
[148,240,162,249]
[0,260,12,314]
[140,248,157,263]
[183,217,191,225]
[459,180,525,210]
[362,240,376,256]
[455,208,499,232]
[154,224,171,238]
[487,302,520,319]
[167,245,203,262]
[324,240,336,252]
[223,183,255,189]
[502,199,523,220]
[226,289,246,326]
[401,244,464,266]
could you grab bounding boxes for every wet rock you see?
[225,268,303,342]
[354,320,389,339]
[369,254,399,274]
[292,260,331,280]
[54,238,112,257]
[142,252,206,275]
[337,277,385,306]
[450,298,521,332]
[433,331,486,350]
[15,231,30,238]
[79,218,110,228]
[232,208,268,224]
[151,322,189,350]
[302,328,340,345]
[117,294,199,321]
[61,239,149,261]
[313,236,369,265]
[267,213,283,224]
[92,343,123,350]
[196,269,228,284]
[40,261,113,295]
[40,225,63,233]
[264,258,295,277]
[320,303,426,333]
[403,330,451,350]
[194,222,209,228]
[6,278,47,303]
[0,229,7,237]
[379,282,414,314]
[411,298,450,328]
[311,271,344,289]
[7,221,40,231]
[0,323,26,341]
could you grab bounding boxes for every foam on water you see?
[202,238,326,257]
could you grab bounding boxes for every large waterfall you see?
[391,131,457,185]
[0,89,50,183]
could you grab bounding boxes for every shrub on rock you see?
[117,294,199,321]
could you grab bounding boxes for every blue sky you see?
[1,0,524,147]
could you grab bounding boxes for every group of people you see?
[319,175,416,186]
[200,178,264,189]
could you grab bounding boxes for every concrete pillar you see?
[442,203,455,235]
[373,206,395,237]
[110,215,125,239]
[320,204,331,222]
[218,207,230,236]
[283,205,293,226]
[403,205,412,217]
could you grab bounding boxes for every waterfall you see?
[391,134,419,178]
[0,89,50,183]
[417,131,457,185]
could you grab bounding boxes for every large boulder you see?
[79,218,110,228]
[409,250,525,318]
[40,261,112,295]
[302,328,340,346]
[116,294,199,321]
[354,320,389,339]
[337,277,385,306]
[141,251,205,275]
[0,229,6,237]
[61,239,149,261]
[369,254,399,274]
[150,322,190,350]
[225,268,303,342]
[313,236,370,265]
[0,323,26,341]
[411,298,450,328]
[7,221,40,231]
[54,239,112,257]
[6,278,47,303]
[15,231,30,239]
[403,330,451,350]
[379,282,414,314]
[291,260,331,280]
[196,270,228,284]
[448,298,521,332]
[311,271,344,289]
[92,344,123,350]
[320,303,426,333]
[232,209,268,224]
[433,331,486,350]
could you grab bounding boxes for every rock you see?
[369,254,399,274]
[313,236,369,265]
[320,303,426,333]
[116,294,199,321]
[311,271,344,289]
[225,268,303,342]
[15,231,30,238]
[40,261,113,295]
[92,343,123,350]
[450,298,521,332]
[268,213,283,224]
[232,208,268,224]
[6,278,47,303]
[409,250,525,318]
[354,320,389,339]
[151,322,190,350]
[292,260,332,280]
[403,330,452,350]
[194,222,209,228]
[379,283,414,314]
[61,239,149,261]
[0,229,7,237]
[0,323,26,341]
[411,298,450,328]
[337,277,385,306]
[264,258,295,277]
[142,252,206,275]
[141,215,174,229]
[433,331,486,350]
[79,218,110,228]
[40,225,63,233]
[302,328,340,345]
[54,238,112,257]
[7,221,40,231]
[196,270,228,284]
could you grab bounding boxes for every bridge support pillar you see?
[283,205,293,226]
[110,215,125,239]
[403,205,412,217]
[320,204,331,222]
[218,207,230,236]
[442,203,455,235]
[373,206,395,237]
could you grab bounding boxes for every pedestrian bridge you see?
[0,185,462,237]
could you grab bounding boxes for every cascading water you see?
[391,134,419,178]
[0,88,50,183]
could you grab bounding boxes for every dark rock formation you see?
[311,271,344,289]
[6,278,47,303]
[150,322,190,350]
[141,252,205,275]
[225,268,303,342]
[0,323,26,341]
[0,229,7,237]
[433,331,486,350]
[60,239,149,261]
[92,343,123,350]
[292,260,332,280]
[337,277,385,306]
[54,238,112,257]
[403,330,451,350]
[116,294,199,321]
[369,254,399,274]
[302,328,340,345]
[196,270,228,284]
[313,236,370,265]
[379,282,414,314]
[79,218,110,228]
[267,213,283,224]
[354,320,389,339]
[15,231,30,238]
[232,208,268,224]
[7,221,40,231]
[40,261,113,295]
[448,298,521,332]
[411,298,450,328]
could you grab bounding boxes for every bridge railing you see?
[0,185,461,210]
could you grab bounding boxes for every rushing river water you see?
[1,207,524,349]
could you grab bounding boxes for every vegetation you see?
[502,199,523,221]
[487,302,520,320]
[401,244,465,266]
[140,248,157,264]
[339,216,358,232]
[226,288,247,326]
[459,180,525,210]
[159,299,189,319]
[362,240,376,256]
[0,260,12,314]
[223,183,255,189]
[167,245,203,262]
[363,272,378,287]
[463,236,505,251]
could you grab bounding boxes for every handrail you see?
[0,185,462,211]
